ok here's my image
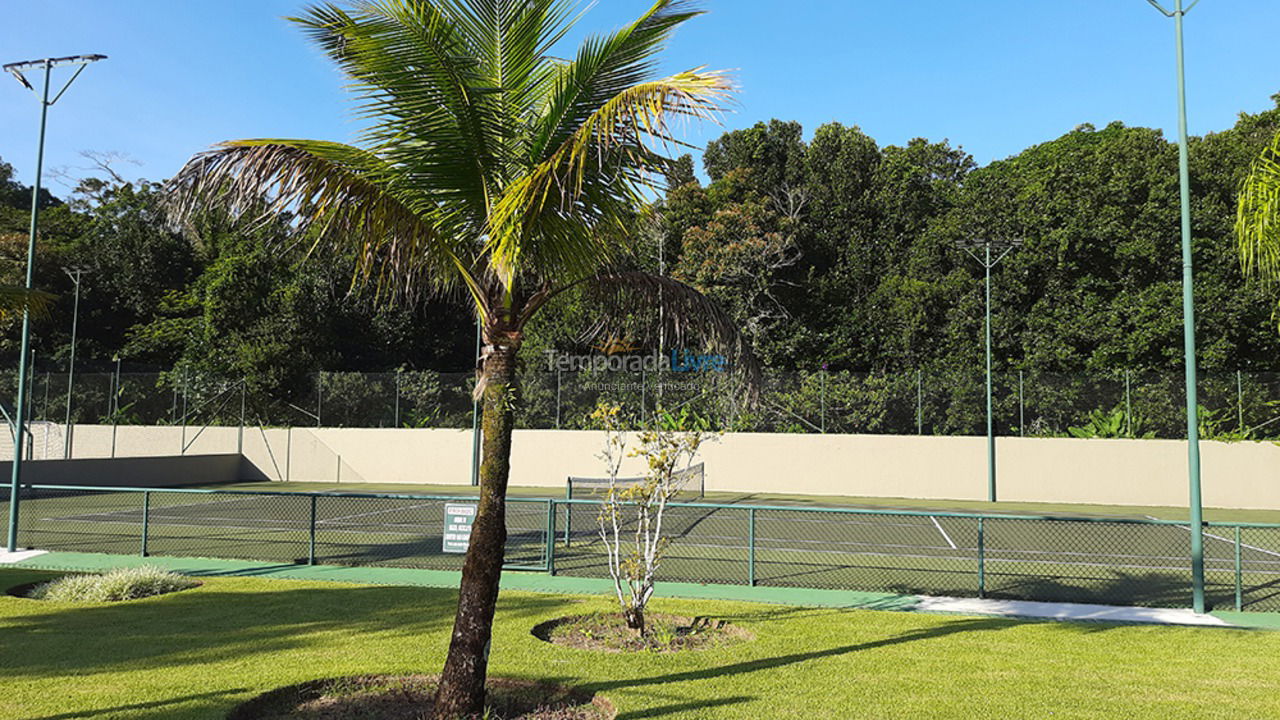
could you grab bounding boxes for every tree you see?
[164,1,745,716]
[1237,127,1280,328]
[592,402,713,635]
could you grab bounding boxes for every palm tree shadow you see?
[581,616,1019,695]
[615,696,754,719]
[27,688,248,720]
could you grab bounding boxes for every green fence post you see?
[1237,370,1244,434]
[140,491,150,557]
[820,369,826,434]
[1235,525,1243,611]
[308,495,317,565]
[546,499,556,576]
[916,369,923,435]
[563,482,572,547]
[977,517,986,599]
[1018,369,1024,437]
[640,368,647,425]
[748,507,757,587]
[1125,369,1132,438]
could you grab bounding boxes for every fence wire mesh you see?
[12,487,551,572]
[12,368,1280,441]
[13,485,1280,613]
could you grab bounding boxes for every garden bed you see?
[532,612,751,653]
[226,675,613,720]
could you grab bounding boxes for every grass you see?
[3,567,1280,719]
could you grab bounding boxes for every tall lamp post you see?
[956,237,1022,503]
[1145,0,1205,613]
[4,54,106,552]
[61,266,89,460]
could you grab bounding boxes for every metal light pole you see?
[1146,0,1205,613]
[109,354,121,458]
[470,319,482,487]
[956,237,1022,503]
[4,54,105,552]
[61,266,89,459]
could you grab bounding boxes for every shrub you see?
[28,566,198,602]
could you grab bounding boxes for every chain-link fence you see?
[6,368,1280,440]
[5,485,551,571]
[7,484,1279,612]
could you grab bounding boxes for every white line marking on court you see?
[317,501,439,525]
[930,516,957,549]
[1148,516,1280,560]
[66,495,252,522]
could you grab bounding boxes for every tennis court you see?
[6,483,1280,612]
[5,487,551,569]
[556,499,1280,610]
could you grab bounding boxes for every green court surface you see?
[222,480,1280,524]
[6,483,1280,613]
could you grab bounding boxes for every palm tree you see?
[166,1,746,715]
[0,286,51,322]
[0,235,56,322]
[1238,131,1280,304]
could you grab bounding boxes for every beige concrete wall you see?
[3,454,242,487]
[38,424,1280,510]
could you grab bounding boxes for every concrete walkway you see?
[4,550,1274,630]
[914,596,1230,627]
[0,549,47,564]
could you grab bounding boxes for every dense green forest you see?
[4,95,1280,434]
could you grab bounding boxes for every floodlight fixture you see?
[5,54,106,107]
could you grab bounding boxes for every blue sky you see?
[2,0,1278,190]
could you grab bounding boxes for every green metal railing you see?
[4,483,1279,612]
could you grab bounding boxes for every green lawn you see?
[2,568,1279,719]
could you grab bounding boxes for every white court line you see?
[930,516,957,549]
[316,501,440,525]
[1147,516,1280,560]
[65,495,251,521]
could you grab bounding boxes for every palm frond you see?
[567,271,759,392]
[0,286,53,323]
[488,71,731,286]
[1238,131,1280,284]
[165,139,473,302]
[531,0,706,160]
[292,1,502,213]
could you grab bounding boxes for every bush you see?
[28,566,198,602]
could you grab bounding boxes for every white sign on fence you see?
[443,503,477,553]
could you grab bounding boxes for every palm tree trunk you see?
[433,343,518,718]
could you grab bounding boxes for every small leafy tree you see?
[1067,404,1155,439]
[592,403,714,635]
